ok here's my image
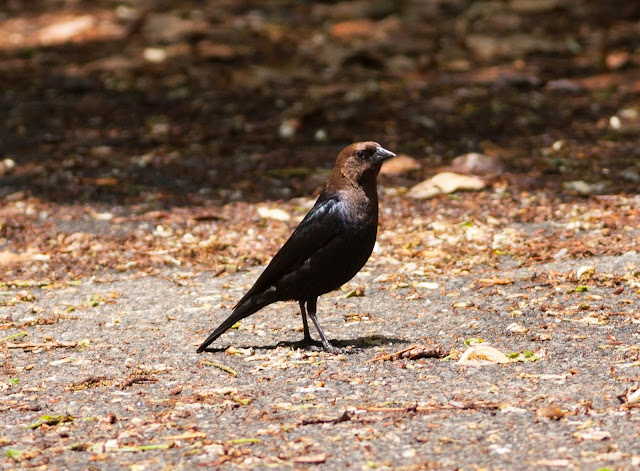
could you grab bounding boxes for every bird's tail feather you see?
[196,296,266,352]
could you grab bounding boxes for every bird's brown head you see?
[330,141,396,188]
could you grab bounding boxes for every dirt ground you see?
[1,1,640,470]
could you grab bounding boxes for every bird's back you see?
[236,188,377,308]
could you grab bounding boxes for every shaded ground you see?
[1,1,640,469]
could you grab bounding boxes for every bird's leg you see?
[277,300,321,349]
[306,298,359,354]
[299,300,312,342]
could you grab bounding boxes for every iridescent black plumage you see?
[197,142,395,353]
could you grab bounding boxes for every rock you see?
[563,180,609,195]
[257,207,290,222]
[406,183,441,200]
[0,158,16,175]
[314,129,328,142]
[407,172,485,200]
[610,116,622,130]
[278,119,299,139]
[451,152,503,175]
[380,154,420,176]
[143,47,167,63]
[621,168,640,183]
[609,107,640,131]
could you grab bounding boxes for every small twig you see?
[66,376,111,391]
[164,431,207,440]
[201,360,238,377]
[119,375,157,389]
[6,341,77,349]
[0,403,27,412]
[362,401,500,413]
[408,346,449,360]
[364,345,418,363]
[301,410,352,426]
[1,332,28,342]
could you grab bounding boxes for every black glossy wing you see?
[196,191,346,352]
[237,190,344,304]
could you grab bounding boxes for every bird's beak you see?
[372,146,396,165]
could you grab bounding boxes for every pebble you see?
[451,152,503,175]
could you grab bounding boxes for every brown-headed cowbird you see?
[197,142,396,354]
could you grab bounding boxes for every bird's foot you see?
[277,337,323,350]
[323,344,362,355]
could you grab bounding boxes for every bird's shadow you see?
[200,335,406,353]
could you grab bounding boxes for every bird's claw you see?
[278,339,362,354]
[324,344,362,354]
[277,338,322,350]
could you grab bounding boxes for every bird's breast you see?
[336,190,378,228]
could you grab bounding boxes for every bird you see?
[197,141,396,354]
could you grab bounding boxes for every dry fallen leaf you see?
[0,251,51,265]
[506,322,527,334]
[576,265,595,281]
[533,459,571,467]
[535,405,565,422]
[478,277,513,286]
[572,430,611,441]
[458,344,509,366]
[626,387,640,404]
[407,172,486,199]
[294,453,327,464]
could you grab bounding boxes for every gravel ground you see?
[2,249,640,470]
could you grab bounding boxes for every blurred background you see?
[1,0,639,205]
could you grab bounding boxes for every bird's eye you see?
[356,151,365,158]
